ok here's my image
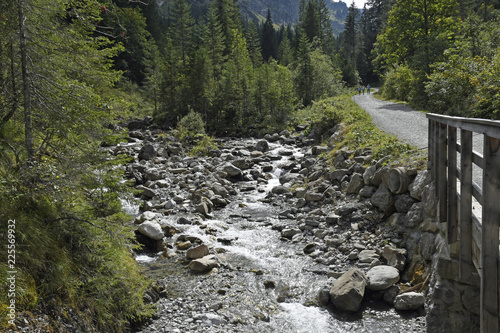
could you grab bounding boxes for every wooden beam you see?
[480,135,500,333]
[448,126,458,243]
[459,129,473,280]
[438,122,448,223]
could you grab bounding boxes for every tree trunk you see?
[18,0,34,159]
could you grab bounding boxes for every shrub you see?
[381,64,416,102]
[176,110,206,141]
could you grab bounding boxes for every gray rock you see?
[383,285,400,304]
[329,269,367,312]
[371,184,394,214]
[330,169,349,182]
[346,173,364,195]
[408,170,432,200]
[305,192,323,202]
[271,185,290,195]
[279,173,299,185]
[358,250,380,263]
[223,163,242,177]
[136,185,156,199]
[137,221,164,241]
[359,186,377,198]
[281,228,302,239]
[255,140,269,152]
[367,265,400,291]
[382,245,407,271]
[363,165,377,185]
[419,232,436,261]
[186,244,210,259]
[395,194,418,213]
[394,292,425,310]
[232,158,253,170]
[188,255,220,272]
[138,144,157,160]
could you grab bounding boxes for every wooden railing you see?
[427,113,500,333]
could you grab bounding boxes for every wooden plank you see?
[427,113,500,140]
[434,120,440,190]
[480,136,500,333]
[438,122,448,223]
[460,129,473,280]
[448,126,458,243]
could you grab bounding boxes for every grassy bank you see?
[292,94,427,168]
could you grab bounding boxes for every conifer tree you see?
[262,9,277,61]
[246,20,263,68]
[295,32,314,106]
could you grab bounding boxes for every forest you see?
[1,0,500,331]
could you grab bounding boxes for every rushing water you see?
[131,142,426,333]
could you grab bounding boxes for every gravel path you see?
[353,90,484,191]
[352,91,429,150]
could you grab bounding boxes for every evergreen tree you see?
[246,20,263,68]
[278,35,293,66]
[295,32,314,106]
[169,0,195,67]
[339,3,361,85]
[262,9,277,61]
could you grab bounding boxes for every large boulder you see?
[138,144,157,160]
[137,221,164,241]
[329,269,367,312]
[367,265,400,291]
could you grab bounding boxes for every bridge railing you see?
[427,113,500,333]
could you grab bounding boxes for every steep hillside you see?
[155,0,348,35]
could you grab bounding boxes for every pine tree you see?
[262,9,277,61]
[295,32,314,106]
[246,20,263,68]
[169,0,195,67]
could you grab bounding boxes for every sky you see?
[343,0,368,9]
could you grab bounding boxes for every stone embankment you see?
[110,119,443,332]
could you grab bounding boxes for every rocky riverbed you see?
[113,121,430,333]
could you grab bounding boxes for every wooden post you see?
[459,129,473,280]
[429,119,434,171]
[438,123,448,223]
[480,135,500,333]
[447,126,458,243]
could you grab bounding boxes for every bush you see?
[381,64,417,102]
[176,110,206,141]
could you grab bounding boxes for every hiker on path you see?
[367,84,371,94]
[362,86,365,95]
[357,86,361,95]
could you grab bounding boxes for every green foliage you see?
[176,109,206,141]
[293,94,415,160]
[0,0,154,330]
[380,64,417,102]
[425,13,500,119]
[188,134,218,156]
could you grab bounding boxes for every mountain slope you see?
[155,0,348,35]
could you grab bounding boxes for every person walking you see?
[357,86,361,95]
[362,86,365,95]
[367,84,371,94]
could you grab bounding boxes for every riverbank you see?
[112,116,430,332]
